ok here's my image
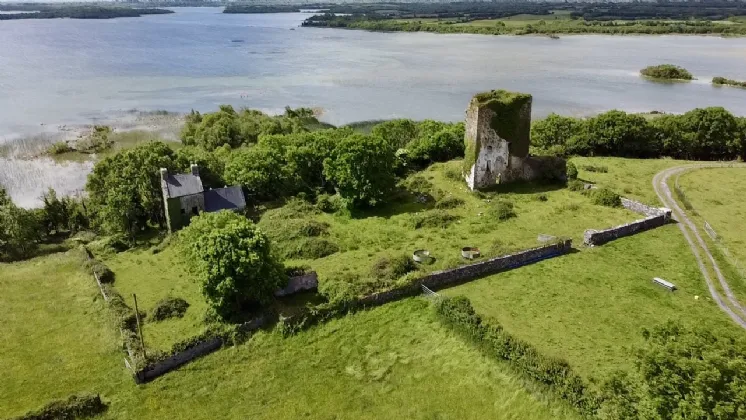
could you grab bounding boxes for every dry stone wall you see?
[584,198,672,246]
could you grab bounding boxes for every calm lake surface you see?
[1,7,746,206]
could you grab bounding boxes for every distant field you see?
[443,224,741,379]
[0,250,126,418]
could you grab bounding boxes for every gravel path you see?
[652,164,746,329]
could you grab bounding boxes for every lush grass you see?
[0,260,579,420]
[102,244,208,353]
[676,167,746,302]
[265,159,639,301]
[569,156,690,204]
[443,224,742,380]
[99,299,579,420]
[0,249,128,418]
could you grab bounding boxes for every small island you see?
[713,76,746,88]
[640,64,694,81]
[0,5,173,20]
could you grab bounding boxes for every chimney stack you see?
[159,168,168,181]
[190,163,199,177]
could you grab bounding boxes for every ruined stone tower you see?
[463,89,565,190]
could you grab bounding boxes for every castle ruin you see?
[463,90,566,190]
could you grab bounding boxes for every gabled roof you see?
[164,174,203,198]
[204,186,246,212]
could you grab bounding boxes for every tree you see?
[178,211,285,319]
[531,113,585,152]
[371,119,418,149]
[407,125,465,165]
[86,142,177,237]
[187,105,242,150]
[582,110,659,157]
[323,134,396,208]
[600,321,746,419]
[223,144,295,202]
[0,188,40,261]
[174,145,227,189]
[678,107,743,160]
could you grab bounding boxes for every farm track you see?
[652,163,746,329]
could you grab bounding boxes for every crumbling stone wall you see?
[463,90,566,190]
[584,198,672,246]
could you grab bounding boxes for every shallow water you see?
[1,7,746,206]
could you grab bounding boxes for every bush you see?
[88,260,114,283]
[581,165,608,173]
[371,254,418,281]
[285,264,311,277]
[435,196,465,209]
[567,179,585,191]
[11,393,107,420]
[488,200,516,221]
[535,193,548,202]
[566,162,578,180]
[591,188,621,207]
[284,238,340,260]
[150,297,190,322]
[315,193,343,213]
[75,125,113,154]
[640,64,693,80]
[47,141,74,155]
[411,210,460,229]
[434,296,597,417]
[712,76,746,88]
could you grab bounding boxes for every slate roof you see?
[165,174,203,198]
[204,186,246,212]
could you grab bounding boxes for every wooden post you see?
[133,294,147,359]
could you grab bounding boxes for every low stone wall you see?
[135,338,223,383]
[282,240,573,332]
[133,314,270,384]
[584,198,672,247]
[621,197,670,217]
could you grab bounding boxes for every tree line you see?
[0,6,173,20]
[532,107,746,161]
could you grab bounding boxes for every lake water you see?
[2,7,746,206]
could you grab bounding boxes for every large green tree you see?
[86,141,178,237]
[531,113,585,152]
[323,133,396,208]
[0,187,40,261]
[371,119,419,149]
[178,211,285,319]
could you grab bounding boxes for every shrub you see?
[284,238,340,260]
[591,188,621,207]
[371,254,418,281]
[581,165,608,173]
[535,193,548,202]
[407,126,465,166]
[435,196,465,209]
[88,260,114,284]
[285,264,311,277]
[712,76,746,88]
[434,296,597,417]
[411,210,460,229]
[444,165,463,182]
[47,141,74,155]
[640,64,693,80]
[150,297,190,322]
[315,193,343,213]
[567,179,585,191]
[488,200,516,221]
[12,393,107,420]
[566,162,578,180]
[76,125,114,154]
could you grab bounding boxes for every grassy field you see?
[0,259,579,420]
[103,244,209,352]
[443,223,742,380]
[675,166,746,306]
[0,249,129,418]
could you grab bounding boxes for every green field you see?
[6,156,745,418]
[0,249,128,418]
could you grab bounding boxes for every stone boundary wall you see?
[282,240,573,331]
[133,315,269,384]
[584,198,672,247]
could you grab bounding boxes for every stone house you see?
[160,164,246,232]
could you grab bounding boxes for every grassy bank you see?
[304,15,746,37]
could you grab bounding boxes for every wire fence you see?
[704,221,746,281]
[421,284,441,300]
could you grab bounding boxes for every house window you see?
[192,206,199,216]
[180,208,185,215]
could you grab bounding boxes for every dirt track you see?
[652,164,746,329]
